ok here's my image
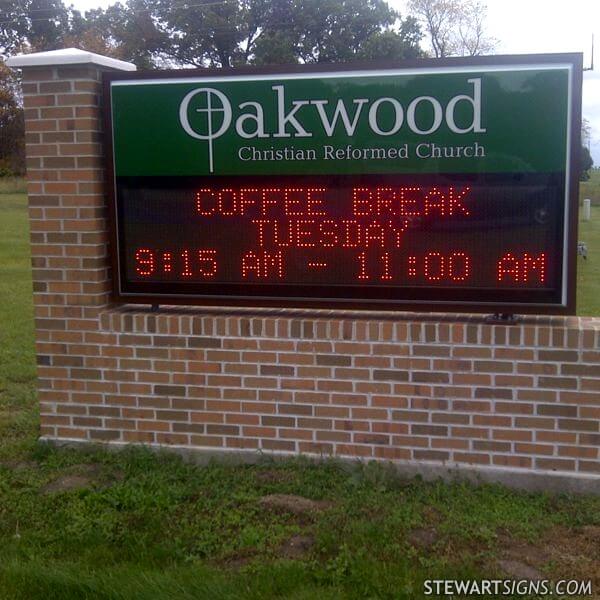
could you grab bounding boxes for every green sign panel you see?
[111,64,570,177]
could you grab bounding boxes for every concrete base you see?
[40,436,600,496]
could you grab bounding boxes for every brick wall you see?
[16,58,600,487]
[36,310,599,477]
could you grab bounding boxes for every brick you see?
[474,387,512,400]
[432,413,469,425]
[558,419,599,432]
[453,347,492,359]
[514,443,554,455]
[558,445,598,459]
[451,427,489,439]
[25,94,56,108]
[474,441,511,452]
[316,354,352,366]
[538,376,577,390]
[454,452,490,465]
[537,404,577,417]
[560,391,600,405]
[493,455,532,469]
[413,450,449,461]
[561,363,600,376]
[412,344,450,357]
[432,438,469,450]
[412,371,449,383]
[335,444,373,457]
[515,417,555,429]
[517,362,557,375]
[580,461,600,473]
[473,415,511,427]
[411,398,447,410]
[373,369,409,382]
[279,403,313,416]
[412,424,448,436]
[154,385,186,397]
[580,433,600,446]
[452,400,490,412]
[452,373,491,386]
[261,416,296,427]
[536,430,576,444]
[538,350,579,362]
[260,365,295,376]
[90,429,121,441]
[494,429,532,442]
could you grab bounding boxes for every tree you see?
[2,0,423,68]
[0,60,25,175]
[408,0,496,57]
[580,145,594,181]
[82,0,422,68]
[278,0,407,64]
[146,0,246,67]
[0,0,71,57]
[455,0,496,56]
[582,117,592,149]
[356,26,423,61]
[26,0,70,51]
[66,2,167,69]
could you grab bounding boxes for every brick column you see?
[7,49,136,439]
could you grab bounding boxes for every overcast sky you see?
[70,0,600,163]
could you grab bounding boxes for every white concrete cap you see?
[6,48,137,71]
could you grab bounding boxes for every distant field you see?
[579,168,600,206]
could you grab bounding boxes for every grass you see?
[0,176,27,195]
[0,182,599,598]
[577,169,600,314]
[576,211,600,315]
[0,190,37,460]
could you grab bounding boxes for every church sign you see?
[104,53,581,313]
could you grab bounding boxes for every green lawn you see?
[0,188,599,599]
[577,213,600,315]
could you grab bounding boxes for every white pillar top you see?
[6,48,137,71]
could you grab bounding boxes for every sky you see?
[69,0,600,163]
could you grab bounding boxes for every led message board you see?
[105,54,582,313]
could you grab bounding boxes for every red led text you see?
[134,248,218,278]
[497,252,546,284]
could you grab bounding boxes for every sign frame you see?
[103,53,582,314]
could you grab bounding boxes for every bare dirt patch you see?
[497,531,550,566]
[254,470,294,485]
[223,553,255,570]
[0,460,38,471]
[409,527,438,550]
[541,525,600,587]
[422,506,443,524]
[278,534,315,559]
[495,525,600,585]
[41,474,95,494]
[259,494,332,516]
[497,559,544,580]
[40,463,125,494]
